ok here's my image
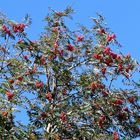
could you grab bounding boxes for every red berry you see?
[123,107,129,112]
[111,34,116,39]
[102,91,108,97]
[90,82,99,91]
[60,112,67,122]
[18,76,23,81]
[98,115,105,128]
[6,91,14,101]
[127,65,133,71]
[118,64,123,71]
[113,132,119,140]
[2,111,8,117]
[63,89,67,95]
[101,68,106,75]
[46,92,53,102]
[98,28,106,34]
[104,47,111,55]
[128,96,135,104]
[59,49,64,56]
[40,112,47,120]
[67,44,76,52]
[116,55,122,61]
[54,41,59,48]
[54,49,60,55]
[93,54,102,60]
[105,58,113,66]
[23,55,29,60]
[13,23,26,33]
[2,25,11,35]
[35,81,44,88]
[76,35,84,42]
[40,56,46,65]
[107,34,116,42]
[110,52,117,59]
[107,35,112,42]
[8,79,14,84]
[2,25,7,31]
[52,27,58,33]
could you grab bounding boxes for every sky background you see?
[0,0,140,139]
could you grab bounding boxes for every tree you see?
[0,7,140,140]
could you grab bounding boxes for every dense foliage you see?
[0,8,140,140]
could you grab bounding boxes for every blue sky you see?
[0,0,140,139]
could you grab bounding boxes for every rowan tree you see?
[0,7,140,140]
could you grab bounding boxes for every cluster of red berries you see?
[13,23,26,33]
[2,23,26,36]
[93,47,117,66]
[93,46,133,77]
[8,76,24,85]
[47,34,84,62]
[97,28,116,42]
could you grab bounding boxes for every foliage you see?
[0,7,140,140]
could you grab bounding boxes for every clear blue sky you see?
[0,0,140,138]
